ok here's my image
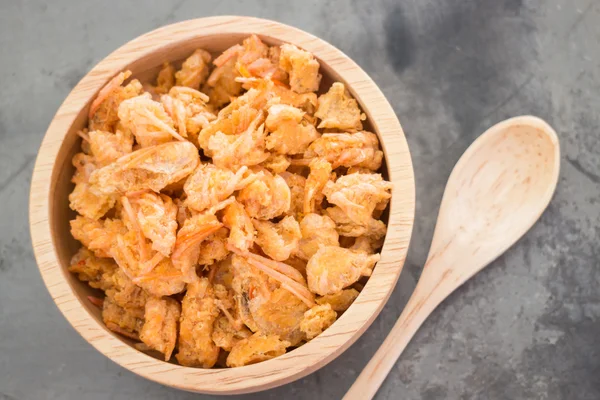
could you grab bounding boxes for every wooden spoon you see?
[344,116,560,400]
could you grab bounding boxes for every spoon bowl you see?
[428,115,559,288]
[344,115,559,400]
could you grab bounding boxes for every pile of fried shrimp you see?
[68,35,392,368]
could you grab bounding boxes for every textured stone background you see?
[0,0,599,399]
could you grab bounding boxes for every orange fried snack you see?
[103,296,144,340]
[175,49,212,90]
[297,213,340,261]
[306,246,380,296]
[69,248,118,290]
[279,44,321,94]
[252,216,301,261]
[314,82,365,131]
[300,303,337,339]
[226,333,290,367]
[265,104,320,155]
[237,171,290,220]
[89,141,199,194]
[140,297,181,361]
[323,172,392,225]
[176,278,221,367]
[89,71,143,132]
[304,131,383,170]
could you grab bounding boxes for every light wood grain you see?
[28,16,415,394]
[344,116,560,400]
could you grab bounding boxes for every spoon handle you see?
[343,271,449,400]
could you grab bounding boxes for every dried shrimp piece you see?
[208,112,270,170]
[70,216,126,258]
[351,236,384,254]
[300,303,337,339]
[238,35,269,65]
[231,254,274,332]
[70,150,115,220]
[111,230,149,277]
[279,44,321,94]
[234,35,287,81]
[176,278,221,368]
[103,297,144,340]
[140,297,181,361]
[197,227,229,266]
[160,93,188,139]
[133,258,186,297]
[260,153,290,174]
[237,171,290,220]
[89,71,143,132]
[265,104,320,155]
[222,201,255,252]
[206,54,243,109]
[198,104,260,153]
[68,247,118,291]
[226,333,290,368]
[322,173,392,225]
[236,252,315,308]
[104,268,148,319]
[69,182,117,220]
[213,283,247,334]
[88,129,134,167]
[184,164,254,212]
[118,94,184,147]
[304,131,383,170]
[316,288,360,313]
[325,206,388,239]
[214,282,236,309]
[252,216,301,261]
[297,213,339,261]
[71,152,96,185]
[128,192,178,257]
[303,158,332,214]
[237,78,318,114]
[154,62,176,95]
[212,315,252,352]
[314,82,365,131]
[175,49,212,90]
[280,172,306,220]
[169,86,216,142]
[250,287,308,346]
[172,213,223,282]
[306,246,380,296]
[89,141,200,195]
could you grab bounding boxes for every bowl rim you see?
[29,15,415,394]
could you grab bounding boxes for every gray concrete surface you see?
[1,0,599,399]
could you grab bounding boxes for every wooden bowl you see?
[29,16,415,394]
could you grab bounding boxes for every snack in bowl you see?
[67,34,392,368]
[30,16,415,393]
